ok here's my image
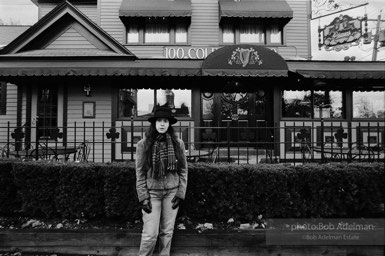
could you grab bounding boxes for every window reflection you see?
[314,90,343,118]
[353,91,385,118]
[156,89,191,116]
[118,89,191,118]
[282,90,343,119]
[282,91,312,118]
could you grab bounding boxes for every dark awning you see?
[202,45,288,77]
[288,61,385,79]
[219,0,293,19]
[119,0,191,18]
[0,57,202,77]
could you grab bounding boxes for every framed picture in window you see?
[83,102,95,118]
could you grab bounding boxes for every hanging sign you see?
[318,14,367,51]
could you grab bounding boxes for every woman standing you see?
[136,106,188,256]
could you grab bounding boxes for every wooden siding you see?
[121,46,165,59]
[191,0,219,46]
[0,84,18,147]
[285,0,311,59]
[100,0,124,44]
[66,83,112,162]
[39,3,98,24]
[46,27,97,49]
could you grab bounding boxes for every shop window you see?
[125,18,189,44]
[0,82,6,115]
[118,89,191,119]
[282,90,343,119]
[353,91,385,119]
[221,23,283,45]
[314,90,343,119]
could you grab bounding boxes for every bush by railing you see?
[0,160,383,222]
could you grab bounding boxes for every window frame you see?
[117,88,193,121]
[352,90,385,120]
[124,17,190,45]
[220,21,285,46]
[0,82,6,115]
[281,89,345,120]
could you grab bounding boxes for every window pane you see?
[145,24,169,43]
[119,89,137,118]
[127,24,139,43]
[175,23,187,43]
[314,90,343,118]
[222,24,234,43]
[269,25,282,44]
[0,82,6,114]
[282,90,312,118]
[156,89,191,117]
[240,24,264,43]
[137,89,155,116]
[353,91,385,118]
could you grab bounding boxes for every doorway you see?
[37,87,58,140]
[201,87,272,145]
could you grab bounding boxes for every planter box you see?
[0,229,384,256]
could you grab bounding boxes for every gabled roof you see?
[0,1,135,58]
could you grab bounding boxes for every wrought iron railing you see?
[1,121,384,165]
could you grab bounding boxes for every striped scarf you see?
[152,133,177,178]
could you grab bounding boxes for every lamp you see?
[41,88,50,101]
[84,84,91,97]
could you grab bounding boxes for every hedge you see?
[0,159,383,222]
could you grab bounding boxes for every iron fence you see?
[1,121,384,165]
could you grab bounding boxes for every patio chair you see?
[74,141,90,162]
[349,142,375,161]
[1,143,16,158]
[209,146,219,163]
[28,143,57,161]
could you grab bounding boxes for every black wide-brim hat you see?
[148,106,178,125]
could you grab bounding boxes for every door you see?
[217,92,255,143]
[37,87,58,140]
[201,88,271,145]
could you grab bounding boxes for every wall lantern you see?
[41,88,50,101]
[84,84,91,97]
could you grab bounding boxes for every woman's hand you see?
[141,199,152,213]
[171,196,182,209]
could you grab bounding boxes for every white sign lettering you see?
[164,47,219,59]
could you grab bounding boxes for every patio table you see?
[186,149,210,162]
[312,146,374,161]
[9,146,77,161]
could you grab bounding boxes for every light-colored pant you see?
[138,188,179,256]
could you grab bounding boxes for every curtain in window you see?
[269,25,282,44]
[240,24,264,43]
[145,24,169,43]
[222,24,234,43]
[127,24,139,43]
[175,24,187,43]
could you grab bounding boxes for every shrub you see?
[103,161,141,220]
[11,160,61,218]
[0,160,21,215]
[0,160,383,222]
[55,162,105,219]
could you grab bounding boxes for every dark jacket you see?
[135,138,188,202]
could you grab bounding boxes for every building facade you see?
[0,0,384,163]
